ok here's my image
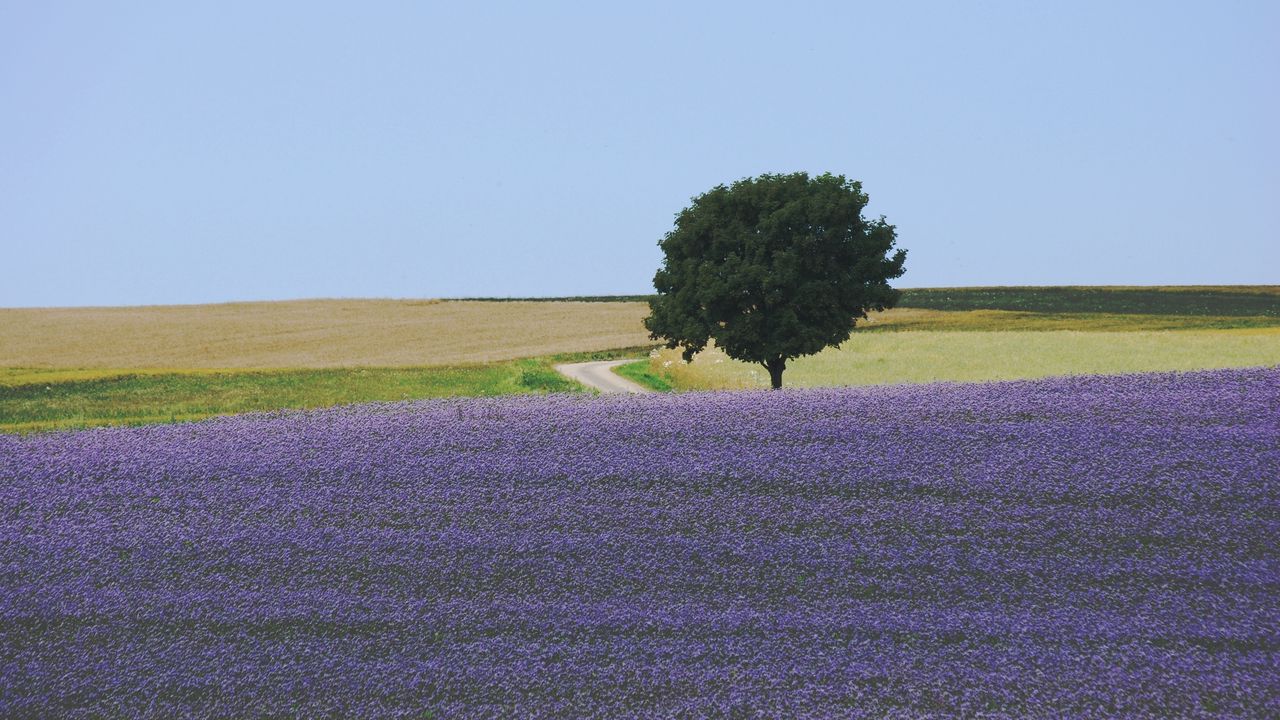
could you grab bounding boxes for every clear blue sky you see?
[2,1,1276,307]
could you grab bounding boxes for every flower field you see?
[1,368,1277,717]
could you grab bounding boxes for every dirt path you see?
[554,359,652,394]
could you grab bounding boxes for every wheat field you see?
[0,299,652,369]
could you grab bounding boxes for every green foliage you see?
[645,172,906,388]
[612,359,674,392]
[899,286,1280,316]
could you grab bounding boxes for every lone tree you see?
[645,172,907,389]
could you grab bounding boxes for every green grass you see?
[897,286,1280,316]
[649,329,1280,390]
[612,359,674,392]
[0,357,590,434]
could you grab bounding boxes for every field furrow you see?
[1,368,1276,716]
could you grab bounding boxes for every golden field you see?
[0,299,652,369]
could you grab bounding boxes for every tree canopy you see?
[644,172,907,389]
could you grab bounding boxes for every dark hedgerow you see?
[0,368,1277,717]
[897,286,1280,316]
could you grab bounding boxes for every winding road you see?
[554,359,652,394]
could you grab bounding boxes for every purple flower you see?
[0,367,1277,717]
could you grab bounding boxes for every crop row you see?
[1,367,1277,717]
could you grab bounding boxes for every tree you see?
[644,172,907,389]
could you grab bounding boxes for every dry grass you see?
[0,299,652,369]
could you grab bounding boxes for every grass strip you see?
[612,360,674,392]
[0,358,585,434]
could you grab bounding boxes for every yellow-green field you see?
[644,329,1280,390]
[627,287,1280,390]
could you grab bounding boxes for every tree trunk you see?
[765,357,786,389]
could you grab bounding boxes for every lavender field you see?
[1,368,1277,717]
